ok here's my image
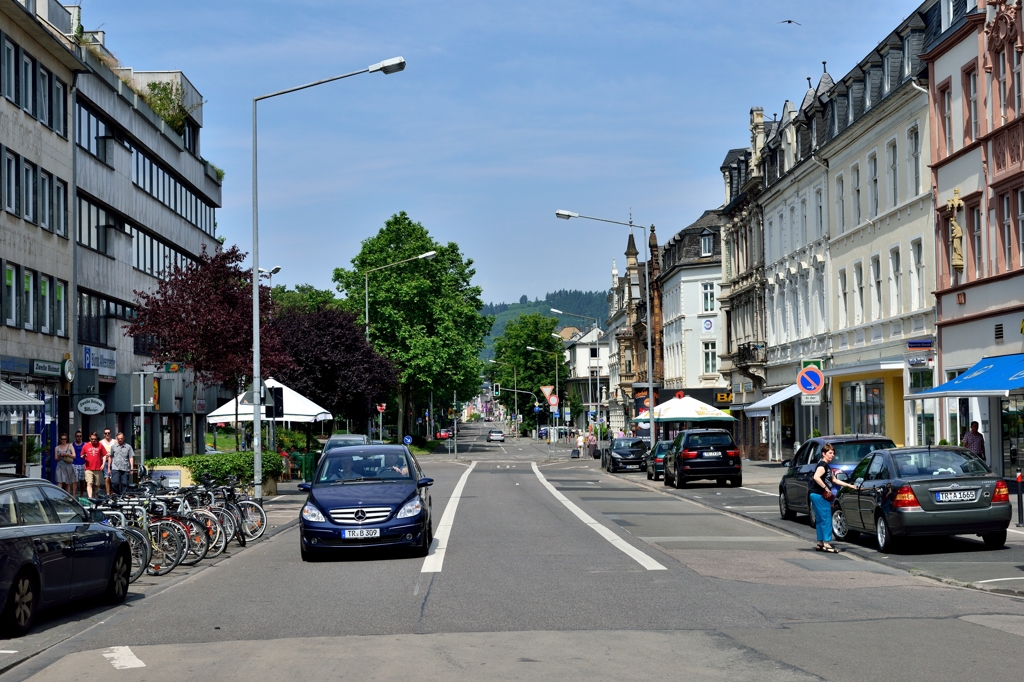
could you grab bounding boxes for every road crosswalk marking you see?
[102,646,145,669]
[421,461,477,573]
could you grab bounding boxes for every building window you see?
[77,291,109,346]
[838,269,848,329]
[703,342,717,374]
[4,264,17,326]
[39,277,49,334]
[55,281,66,336]
[865,72,872,109]
[909,369,934,394]
[842,380,886,435]
[22,270,34,330]
[943,88,953,155]
[75,102,108,163]
[38,68,50,127]
[700,233,713,257]
[54,180,66,237]
[848,90,855,125]
[1016,51,1022,116]
[908,127,921,196]
[971,206,982,278]
[796,128,802,162]
[1004,194,1013,271]
[968,71,978,141]
[903,35,912,77]
[78,196,113,253]
[854,263,864,325]
[911,239,925,310]
[21,53,35,116]
[39,172,50,230]
[2,40,15,101]
[54,80,67,137]
[852,165,861,225]
[815,189,823,239]
[22,162,36,223]
[883,53,891,92]
[868,154,878,218]
[130,144,216,236]
[888,142,898,207]
[870,256,882,321]
[889,247,902,316]
[811,118,818,150]
[836,176,845,233]
[999,50,1008,123]
[702,282,715,312]
[1019,190,1024,269]
[4,152,18,214]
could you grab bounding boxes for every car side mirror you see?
[835,471,848,482]
[781,460,792,468]
[297,482,311,492]
[419,477,434,487]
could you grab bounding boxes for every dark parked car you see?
[646,440,673,481]
[298,445,433,561]
[830,446,1011,551]
[603,438,648,472]
[778,435,895,527]
[663,429,742,487]
[0,478,130,635]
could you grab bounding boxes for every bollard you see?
[1017,468,1024,528]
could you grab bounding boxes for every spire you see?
[625,232,638,257]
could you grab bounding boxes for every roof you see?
[720,147,747,170]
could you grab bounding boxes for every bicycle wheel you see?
[238,501,268,540]
[147,521,184,576]
[122,527,150,583]
[193,510,227,558]
[213,507,237,545]
[177,516,210,566]
[226,502,246,547]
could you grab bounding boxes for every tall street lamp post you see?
[526,345,560,440]
[251,56,405,502]
[488,359,517,439]
[555,210,656,442]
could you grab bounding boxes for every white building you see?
[561,326,610,429]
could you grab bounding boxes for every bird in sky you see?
[780,19,802,25]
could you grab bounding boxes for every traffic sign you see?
[533,405,541,413]
[801,393,821,406]
[541,385,554,398]
[547,394,559,407]
[403,435,413,445]
[553,409,560,418]
[796,366,825,395]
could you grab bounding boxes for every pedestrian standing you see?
[962,421,986,462]
[586,432,597,459]
[82,433,107,499]
[53,434,77,494]
[107,432,135,496]
[809,443,858,552]
[100,428,116,495]
[71,431,86,495]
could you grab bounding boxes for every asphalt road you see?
[6,422,1024,681]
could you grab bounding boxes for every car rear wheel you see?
[982,530,1007,549]
[715,478,726,487]
[647,466,653,480]
[807,499,817,529]
[876,514,896,552]
[779,491,796,520]
[674,472,686,489]
[832,508,855,541]
[729,475,742,487]
[662,468,672,486]
[2,570,37,636]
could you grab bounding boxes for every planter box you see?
[262,476,278,495]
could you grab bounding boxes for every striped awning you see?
[0,381,44,418]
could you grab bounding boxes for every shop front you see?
[1,354,73,479]
[825,362,906,446]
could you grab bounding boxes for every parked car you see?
[778,435,895,527]
[830,446,1011,551]
[435,429,451,440]
[645,440,673,481]
[603,438,648,473]
[0,478,131,635]
[298,445,433,561]
[486,429,505,443]
[663,429,742,487]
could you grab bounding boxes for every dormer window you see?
[796,128,803,161]
[700,232,714,257]
[865,71,872,109]
[903,36,912,77]
[848,89,855,125]
[831,100,839,133]
[882,53,891,93]
[811,118,818,150]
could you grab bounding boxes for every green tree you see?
[272,284,341,313]
[332,212,492,438]
[490,313,567,432]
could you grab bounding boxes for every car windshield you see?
[831,440,895,464]
[685,433,733,449]
[653,441,672,454]
[892,449,991,477]
[613,439,646,450]
[326,435,367,448]
[316,452,414,483]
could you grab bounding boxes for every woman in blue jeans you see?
[810,444,858,553]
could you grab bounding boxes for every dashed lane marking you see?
[741,487,778,496]
[102,646,145,669]
[0,650,18,654]
[421,461,477,573]
[530,462,666,571]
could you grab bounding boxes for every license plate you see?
[701,451,721,458]
[935,490,977,502]
[343,528,380,538]
[626,465,640,469]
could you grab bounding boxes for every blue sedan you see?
[298,445,433,561]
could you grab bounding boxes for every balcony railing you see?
[736,342,766,365]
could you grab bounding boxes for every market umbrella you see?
[652,396,735,423]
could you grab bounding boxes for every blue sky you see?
[80,0,920,303]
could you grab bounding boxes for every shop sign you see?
[77,397,105,415]
[163,363,184,373]
[0,355,31,374]
[702,319,714,334]
[715,392,734,404]
[908,339,933,349]
[31,360,62,377]
[82,345,116,377]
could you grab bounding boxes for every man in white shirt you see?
[101,428,116,495]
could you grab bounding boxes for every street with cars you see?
[5,421,1024,681]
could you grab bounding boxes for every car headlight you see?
[611,452,622,458]
[397,495,423,519]
[301,503,325,523]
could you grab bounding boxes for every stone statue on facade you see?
[946,188,964,272]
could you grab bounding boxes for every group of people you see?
[53,428,136,498]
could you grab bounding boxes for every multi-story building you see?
[560,326,609,430]
[67,6,222,457]
[606,239,645,431]
[658,209,728,408]
[1,0,81,466]
[922,0,1024,477]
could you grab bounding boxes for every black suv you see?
[663,429,741,487]
[778,434,895,527]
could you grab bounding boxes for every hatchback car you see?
[603,438,648,472]
[322,434,370,452]
[663,429,742,487]
[778,435,895,526]
[435,429,451,440]
[645,440,673,481]
[830,446,1011,551]
[298,445,433,561]
[486,429,505,442]
[0,478,130,635]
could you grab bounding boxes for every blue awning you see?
[908,353,1024,399]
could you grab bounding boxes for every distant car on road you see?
[486,429,505,443]
[778,435,895,527]
[298,445,433,561]
[0,478,130,635]
[322,434,370,453]
[435,429,451,440]
[646,440,673,481]
[663,429,742,487]
[603,438,647,473]
[830,446,1011,551]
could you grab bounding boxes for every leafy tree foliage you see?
[490,313,568,431]
[480,289,607,361]
[272,284,341,313]
[332,212,492,437]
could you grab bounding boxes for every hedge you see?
[147,450,283,484]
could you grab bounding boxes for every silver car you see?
[487,429,505,442]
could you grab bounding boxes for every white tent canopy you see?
[206,378,332,423]
[652,396,735,423]
[0,380,44,419]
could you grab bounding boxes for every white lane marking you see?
[268,495,286,502]
[530,462,666,571]
[741,487,777,496]
[0,650,18,654]
[1007,528,1024,536]
[640,536,800,542]
[421,461,477,573]
[974,576,1024,584]
[102,646,146,669]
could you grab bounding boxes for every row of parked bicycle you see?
[87,475,268,583]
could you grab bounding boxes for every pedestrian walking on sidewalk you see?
[586,432,597,459]
[72,431,86,494]
[82,433,107,499]
[810,444,858,552]
[54,434,77,494]
[108,432,135,496]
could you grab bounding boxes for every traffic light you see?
[494,383,500,396]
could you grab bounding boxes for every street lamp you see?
[259,265,282,299]
[363,250,437,342]
[556,210,655,442]
[489,359,518,439]
[250,57,405,502]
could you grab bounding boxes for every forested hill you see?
[480,290,607,361]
